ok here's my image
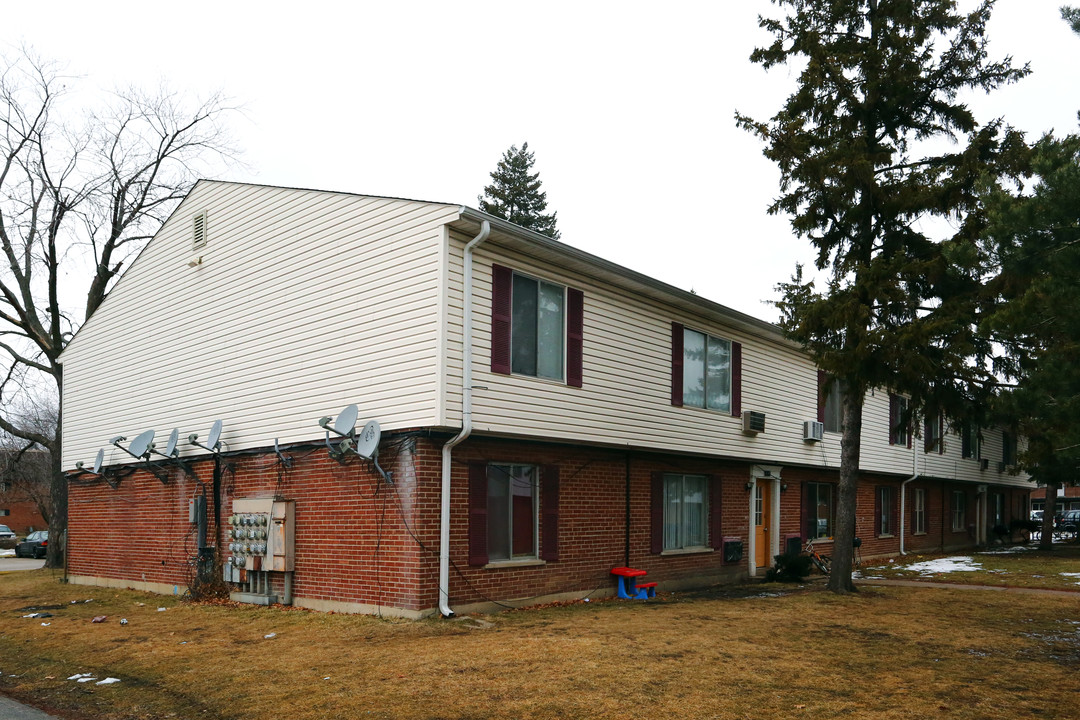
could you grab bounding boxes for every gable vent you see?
[192,211,207,250]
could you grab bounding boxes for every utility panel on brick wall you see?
[224,498,295,606]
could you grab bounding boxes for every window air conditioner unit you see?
[803,420,824,442]
[980,458,989,471]
[742,411,766,435]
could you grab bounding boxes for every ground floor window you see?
[952,490,967,532]
[487,463,537,561]
[1032,500,1045,512]
[805,482,835,539]
[992,493,1005,527]
[912,488,926,535]
[878,486,896,536]
[663,473,709,550]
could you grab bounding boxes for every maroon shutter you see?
[875,487,883,536]
[816,371,827,423]
[938,415,946,455]
[709,475,723,549]
[566,288,584,388]
[670,323,683,406]
[490,264,512,375]
[730,342,742,418]
[888,394,899,445]
[540,464,560,561]
[924,418,933,453]
[910,488,916,534]
[468,462,489,566]
[801,482,811,540]
[650,472,665,554]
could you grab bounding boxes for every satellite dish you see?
[164,428,179,457]
[207,420,223,450]
[128,430,156,459]
[354,420,381,460]
[334,404,358,437]
[93,448,104,474]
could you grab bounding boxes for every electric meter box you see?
[223,498,295,582]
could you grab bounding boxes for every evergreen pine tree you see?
[478,143,560,240]
[737,0,1029,593]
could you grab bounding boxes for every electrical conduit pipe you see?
[439,219,490,618]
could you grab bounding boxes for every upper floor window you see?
[682,328,732,412]
[961,422,981,460]
[819,374,845,434]
[924,413,944,454]
[889,394,910,447]
[511,273,564,380]
[670,323,742,416]
[490,264,583,387]
[1002,431,1018,466]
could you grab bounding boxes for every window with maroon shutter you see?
[889,394,911,447]
[489,264,583,386]
[653,472,711,551]
[674,324,736,413]
[540,465,560,561]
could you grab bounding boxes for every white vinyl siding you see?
[61,182,459,468]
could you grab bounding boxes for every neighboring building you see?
[1030,485,1080,516]
[59,181,1032,618]
[0,449,49,536]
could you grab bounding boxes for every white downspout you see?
[438,219,490,618]
[900,434,919,555]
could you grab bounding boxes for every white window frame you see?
[823,380,844,434]
[806,482,835,540]
[486,463,538,562]
[662,473,710,551]
[878,486,896,537]
[510,271,566,382]
[913,488,927,535]
[682,328,733,413]
[952,490,967,532]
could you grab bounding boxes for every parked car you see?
[1057,509,1080,536]
[0,524,15,540]
[15,530,48,558]
[1030,510,1043,522]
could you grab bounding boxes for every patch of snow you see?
[979,546,1033,555]
[1061,573,1080,578]
[77,677,96,683]
[96,678,120,685]
[902,556,982,575]
[1,549,14,557]
[68,673,93,680]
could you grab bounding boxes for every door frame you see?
[747,465,783,577]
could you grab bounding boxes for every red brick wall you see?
[0,498,46,536]
[68,432,1029,615]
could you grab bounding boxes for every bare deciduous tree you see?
[0,47,238,567]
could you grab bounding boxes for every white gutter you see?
[899,433,920,555]
[438,218,490,618]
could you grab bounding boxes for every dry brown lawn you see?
[1,559,1079,720]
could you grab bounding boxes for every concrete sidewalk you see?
[859,577,1080,596]
[0,695,61,720]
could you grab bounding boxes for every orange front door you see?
[755,481,772,567]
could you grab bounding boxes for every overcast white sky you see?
[5,0,1078,322]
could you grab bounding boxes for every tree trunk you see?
[1039,481,1058,550]
[46,388,66,570]
[828,386,862,593]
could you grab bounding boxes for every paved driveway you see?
[0,556,47,572]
